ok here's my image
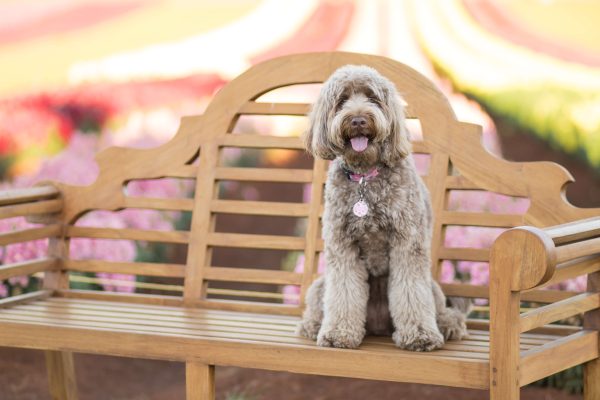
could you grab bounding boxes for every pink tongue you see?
[350,136,369,152]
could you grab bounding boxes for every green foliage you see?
[533,365,583,394]
[428,55,600,173]
[225,390,258,400]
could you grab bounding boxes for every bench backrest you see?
[54,52,599,314]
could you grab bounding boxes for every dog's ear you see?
[303,85,337,160]
[381,89,411,166]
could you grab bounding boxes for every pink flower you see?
[468,263,490,286]
[96,273,136,293]
[440,260,456,283]
[0,283,7,298]
[283,253,327,305]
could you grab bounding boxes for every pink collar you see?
[345,167,379,182]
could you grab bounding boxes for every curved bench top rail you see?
[48,52,599,312]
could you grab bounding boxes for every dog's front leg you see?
[388,242,444,351]
[317,243,369,349]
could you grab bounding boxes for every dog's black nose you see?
[350,116,367,127]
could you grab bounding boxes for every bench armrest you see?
[491,217,600,292]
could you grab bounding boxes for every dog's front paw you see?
[393,325,444,352]
[437,309,468,341]
[296,320,321,340]
[317,325,364,349]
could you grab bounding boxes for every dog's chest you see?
[336,180,402,276]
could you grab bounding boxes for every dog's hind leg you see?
[296,276,325,340]
[432,281,470,341]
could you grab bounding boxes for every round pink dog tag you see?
[352,200,368,217]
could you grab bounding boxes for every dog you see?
[296,65,470,351]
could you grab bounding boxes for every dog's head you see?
[303,65,411,169]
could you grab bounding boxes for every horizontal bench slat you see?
[0,224,62,246]
[541,255,600,288]
[442,282,580,303]
[124,197,194,211]
[545,216,600,245]
[207,232,305,250]
[520,330,599,386]
[443,212,522,228]
[238,102,311,116]
[208,288,295,301]
[0,199,63,219]
[215,167,313,183]
[520,293,600,333]
[66,226,190,244]
[555,236,600,264]
[0,257,59,280]
[438,247,489,262]
[0,186,59,206]
[64,259,186,278]
[219,134,304,149]
[204,267,303,285]
[211,200,309,217]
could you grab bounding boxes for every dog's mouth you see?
[349,136,369,152]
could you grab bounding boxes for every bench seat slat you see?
[50,294,302,321]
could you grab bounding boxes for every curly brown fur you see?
[296,65,469,351]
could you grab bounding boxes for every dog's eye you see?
[336,96,348,110]
[367,95,380,104]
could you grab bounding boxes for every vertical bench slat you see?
[184,143,219,304]
[299,158,328,306]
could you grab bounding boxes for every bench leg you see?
[45,351,78,400]
[186,362,215,400]
[584,358,600,400]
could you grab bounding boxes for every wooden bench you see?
[0,52,599,399]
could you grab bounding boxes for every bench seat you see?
[0,295,584,390]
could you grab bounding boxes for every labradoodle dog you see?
[296,65,470,351]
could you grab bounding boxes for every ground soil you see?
[0,346,580,400]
